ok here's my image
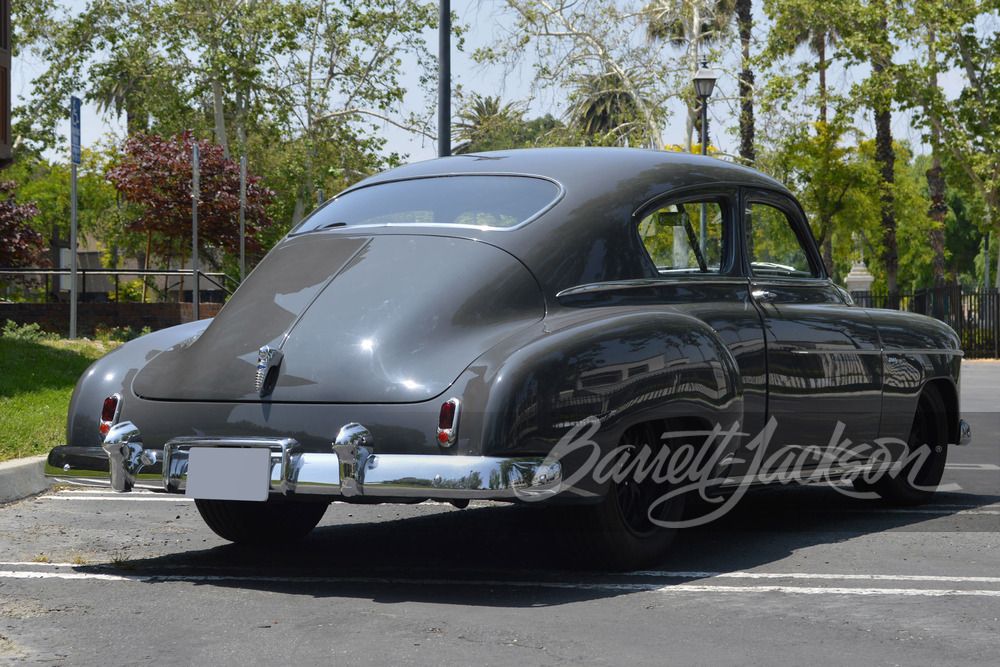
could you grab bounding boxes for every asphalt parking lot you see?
[1,362,997,665]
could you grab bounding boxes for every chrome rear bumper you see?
[46,421,562,502]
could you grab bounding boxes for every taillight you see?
[436,398,460,447]
[99,394,121,436]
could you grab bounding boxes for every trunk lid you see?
[132,234,544,403]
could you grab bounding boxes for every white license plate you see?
[185,447,271,502]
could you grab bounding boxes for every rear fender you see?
[448,309,743,499]
[65,319,213,449]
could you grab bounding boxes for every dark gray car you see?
[47,148,971,570]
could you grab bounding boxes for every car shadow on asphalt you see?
[98,483,1000,607]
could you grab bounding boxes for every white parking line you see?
[945,463,1000,471]
[831,507,999,515]
[2,566,999,597]
[37,495,194,502]
[636,571,1000,584]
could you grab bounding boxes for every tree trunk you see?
[872,21,898,296]
[822,238,833,278]
[926,159,948,289]
[235,89,247,153]
[924,27,948,289]
[684,4,703,153]
[291,198,306,227]
[737,0,755,165]
[874,103,897,295]
[212,77,229,158]
[818,37,828,126]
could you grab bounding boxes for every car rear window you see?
[291,175,561,234]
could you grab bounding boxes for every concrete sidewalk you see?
[0,456,49,504]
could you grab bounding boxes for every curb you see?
[0,456,51,504]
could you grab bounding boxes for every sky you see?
[11,0,963,169]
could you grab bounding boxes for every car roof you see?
[341,148,799,296]
[359,147,789,197]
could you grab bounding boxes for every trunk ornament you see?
[255,345,283,397]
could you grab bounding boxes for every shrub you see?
[92,323,152,342]
[1,319,59,342]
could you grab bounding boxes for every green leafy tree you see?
[768,118,871,280]
[7,150,120,266]
[896,0,1000,288]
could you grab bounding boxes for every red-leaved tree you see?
[0,181,48,268]
[106,131,274,269]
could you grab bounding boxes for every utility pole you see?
[438,0,450,157]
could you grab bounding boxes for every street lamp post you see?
[693,59,719,156]
[692,60,719,258]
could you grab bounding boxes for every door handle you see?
[751,289,776,301]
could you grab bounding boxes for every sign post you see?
[239,156,246,283]
[69,96,81,338]
[192,143,200,322]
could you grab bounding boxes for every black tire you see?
[195,498,329,544]
[861,384,949,505]
[559,422,686,571]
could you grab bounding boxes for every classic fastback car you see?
[48,148,971,570]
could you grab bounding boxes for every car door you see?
[633,187,768,464]
[742,189,883,478]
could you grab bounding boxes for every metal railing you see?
[852,287,999,359]
[0,268,237,303]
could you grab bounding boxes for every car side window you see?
[745,202,816,278]
[638,200,724,274]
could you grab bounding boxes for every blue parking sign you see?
[71,96,81,165]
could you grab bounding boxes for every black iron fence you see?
[852,287,999,359]
[0,268,236,303]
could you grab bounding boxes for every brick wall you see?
[0,302,223,336]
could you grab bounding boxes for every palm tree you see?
[768,2,840,125]
[452,95,527,154]
[566,71,650,146]
[90,42,159,136]
[644,1,735,152]
[735,0,755,165]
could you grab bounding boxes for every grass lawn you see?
[0,337,118,462]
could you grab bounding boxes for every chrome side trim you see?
[790,349,883,356]
[883,348,965,357]
[788,348,964,357]
[556,277,746,299]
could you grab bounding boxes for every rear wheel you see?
[559,422,685,571]
[195,498,329,544]
[860,384,948,505]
